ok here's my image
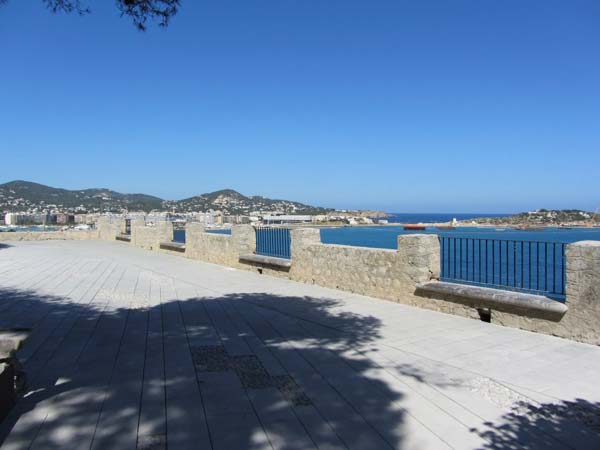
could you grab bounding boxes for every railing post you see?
[232,225,256,256]
[97,216,119,241]
[565,241,600,344]
[156,220,174,244]
[397,234,440,284]
[290,228,321,260]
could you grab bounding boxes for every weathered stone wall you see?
[131,221,173,251]
[290,230,440,303]
[562,241,600,344]
[414,241,600,345]
[184,224,255,268]
[2,219,599,344]
[0,230,98,242]
[97,217,120,241]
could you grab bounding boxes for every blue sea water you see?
[320,226,600,249]
[172,222,600,298]
[384,213,508,224]
[174,223,600,248]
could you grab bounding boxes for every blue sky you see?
[1,1,599,213]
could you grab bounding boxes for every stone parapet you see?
[0,230,98,242]
[289,229,439,301]
[562,241,600,344]
[131,220,173,251]
[2,221,600,344]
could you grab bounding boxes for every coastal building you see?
[4,213,18,225]
[262,214,312,224]
[56,213,75,225]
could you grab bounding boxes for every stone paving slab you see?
[0,240,599,450]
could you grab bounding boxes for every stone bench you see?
[239,254,292,269]
[116,234,131,242]
[159,241,186,253]
[416,281,568,321]
[0,329,29,423]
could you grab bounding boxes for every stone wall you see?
[0,230,98,242]
[290,229,440,301]
[185,224,255,268]
[97,217,121,241]
[131,221,173,251]
[562,241,600,345]
[413,241,600,345]
[2,219,599,344]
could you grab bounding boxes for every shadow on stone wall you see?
[0,287,420,449]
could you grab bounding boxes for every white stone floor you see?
[0,240,599,450]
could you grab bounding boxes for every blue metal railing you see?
[255,227,291,259]
[439,237,566,299]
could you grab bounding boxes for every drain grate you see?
[137,434,166,450]
[192,345,312,407]
[272,375,312,406]
[230,355,273,389]
[191,345,230,372]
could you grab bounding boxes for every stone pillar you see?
[397,234,440,283]
[232,225,256,255]
[97,216,119,241]
[290,228,321,259]
[565,241,600,344]
[115,218,127,235]
[0,363,15,422]
[156,220,174,243]
[130,217,145,230]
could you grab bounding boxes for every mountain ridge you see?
[0,180,334,215]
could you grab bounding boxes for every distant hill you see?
[0,181,333,215]
[167,189,333,215]
[466,209,598,226]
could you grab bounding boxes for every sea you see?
[173,213,600,247]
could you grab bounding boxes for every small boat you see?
[436,225,456,230]
[403,224,426,230]
[495,228,507,231]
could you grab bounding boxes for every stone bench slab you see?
[0,330,30,360]
[239,254,292,269]
[159,241,186,253]
[416,281,568,321]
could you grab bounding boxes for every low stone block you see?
[0,363,15,423]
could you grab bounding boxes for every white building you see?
[261,215,312,224]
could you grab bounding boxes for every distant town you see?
[0,180,388,228]
[1,180,598,230]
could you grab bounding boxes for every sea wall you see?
[0,230,98,241]
[97,217,121,241]
[290,229,440,300]
[561,241,600,344]
[131,221,173,251]
[184,224,256,269]
[2,219,599,344]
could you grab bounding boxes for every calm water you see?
[320,226,600,249]
[385,213,508,224]
[173,223,600,297]
[174,225,600,247]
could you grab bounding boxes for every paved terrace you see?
[0,240,599,450]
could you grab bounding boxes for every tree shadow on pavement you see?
[470,398,600,450]
[0,286,426,450]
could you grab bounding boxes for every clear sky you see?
[1,1,599,213]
